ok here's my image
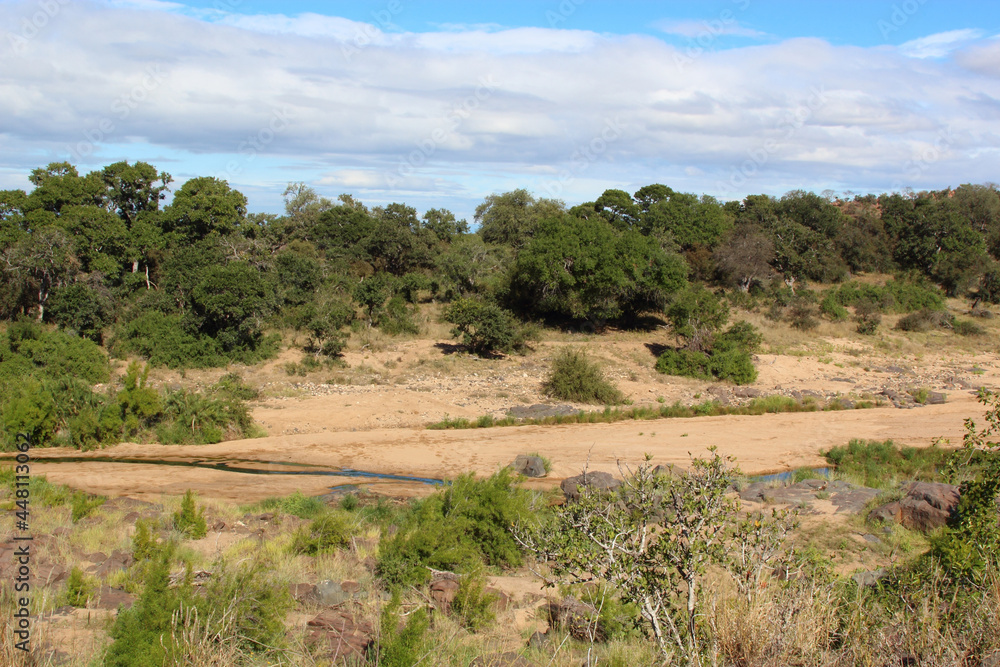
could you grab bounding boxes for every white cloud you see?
[656,19,766,39]
[0,2,998,216]
[899,29,984,59]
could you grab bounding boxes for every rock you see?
[510,455,547,478]
[868,482,960,531]
[306,610,374,660]
[732,387,761,398]
[290,583,316,602]
[507,404,578,419]
[430,578,460,613]
[93,550,133,578]
[739,482,770,502]
[92,587,135,611]
[560,472,621,502]
[830,487,881,514]
[925,391,946,405]
[470,652,536,667]
[211,521,226,531]
[316,580,352,607]
[546,596,606,642]
[527,630,550,649]
[485,587,510,611]
[851,569,886,587]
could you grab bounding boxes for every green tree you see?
[164,177,247,242]
[444,297,528,357]
[475,189,564,250]
[666,285,729,352]
[509,215,687,323]
[190,261,277,355]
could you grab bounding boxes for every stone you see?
[830,487,882,514]
[93,550,133,578]
[316,580,352,607]
[92,587,135,611]
[560,471,621,502]
[868,482,960,531]
[527,630,550,649]
[546,596,606,642]
[485,587,510,611]
[430,578,460,613]
[306,609,374,660]
[925,391,946,405]
[851,569,886,587]
[510,455,547,478]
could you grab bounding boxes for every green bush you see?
[252,490,326,519]
[377,470,532,588]
[820,292,850,321]
[291,511,352,555]
[173,490,207,539]
[655,348,711,380]
[823,439,948,489]
[444,297,529,357]
[379,295,419,335]
[854,299,881,335]
[451,569,498,631]
[71,491,106,523]
[113,310,222,368]
[199,557,292,653]
[542,349,625,405]
[65,567,93,607]
[707,347,758,385]
[370,594,429,667]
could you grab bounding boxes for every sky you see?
[2,0,1000,223]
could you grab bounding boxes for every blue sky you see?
[2,0,1000,222]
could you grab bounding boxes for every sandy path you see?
[26,390,983,502]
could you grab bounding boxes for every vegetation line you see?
[427,395,879,430]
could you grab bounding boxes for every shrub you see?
[707,348,758,385]
[854,299,881,335]
[820,292,850,321]
[715,321,763,354]
[173,490,207,539]
[253,490,325,519]
[444,297,529,356]
[199,557,292,653]
[655,349,711,380]
[823,439,948,488]
[291,511,352,555]
[954,319,985,336]
[377,470,532,588]
[65,566,93,607]
[379,295,419,335]
[542,349,625,405]
[895,309,954,332]
[451,569,498,632]
[71,490,106,523]
[370,594,429,667]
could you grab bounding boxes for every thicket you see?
[376,469,534,588]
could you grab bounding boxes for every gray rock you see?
[925,391,946,405]
[527,631,550,649]
[852,569,886,587]
[508,404,579,419]
[510,455,547,478]
[561,471,621,502]
[315,580,351,607]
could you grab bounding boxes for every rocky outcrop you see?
[509,455,547,478]
[545,596,606,642]
[869,481,960,531]
[306,609,374,661]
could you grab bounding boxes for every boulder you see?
[925,391,947,405]
[430,578,460,613]
[92,587,135,611]
[510,455,547,478]
[545,596,606,642]
[560,472,621,502]
[316,580,354,607]
[868,482,960,531]
[306,610,374,660]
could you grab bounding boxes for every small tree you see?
[443,297,528,357]
[519,450,794,664]
[667,285,729,352]
[173,489,207,539]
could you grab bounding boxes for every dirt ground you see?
[25,323,1000,503]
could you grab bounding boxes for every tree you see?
[443,297,528,357]
[97,161,171,228]
[475,189,564,250]
[713,225,774,291]
[508,215,687,324]
[518,451,791,663]
[423,208,469,242]
[25,162,103,214]
[666,285,730,353]
[190,261,277,354]
[163,177,247,242]
[2,226,80,320]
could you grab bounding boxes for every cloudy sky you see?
[2,0,1000,222]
